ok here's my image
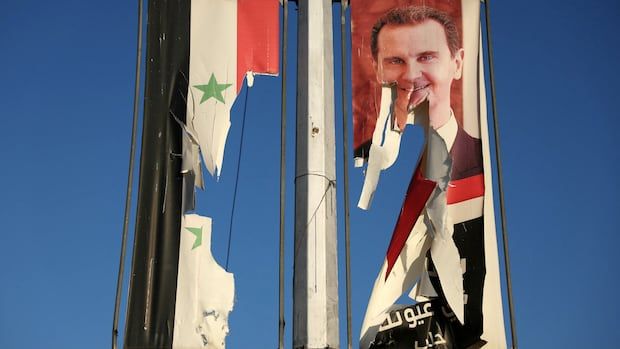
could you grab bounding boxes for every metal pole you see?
[123,0,188,345]
[339,1,352,349]
[279,1,288,349]
[112,0,143,348]
[293,0,339,348]
[483,1,518,348]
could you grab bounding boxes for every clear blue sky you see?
[1,1,619,348]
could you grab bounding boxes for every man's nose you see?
[399,62,422,87]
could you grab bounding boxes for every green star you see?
[186,226,203,250]
[194,73,232,104]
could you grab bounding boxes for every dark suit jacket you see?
[449,127,483,181]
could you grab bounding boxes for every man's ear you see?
[373,59,382,83]
[453,48,465,80]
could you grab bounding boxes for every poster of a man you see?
[353,0,475,163]
[371,6,464,133]
[368,4,484,183]
[352,1,505,348]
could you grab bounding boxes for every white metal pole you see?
[293,0,339,348]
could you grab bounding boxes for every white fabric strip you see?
[477,27,508,349]
[359,214,432,349]
[358,85,403,210]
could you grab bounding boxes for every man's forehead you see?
[377,20,449,54]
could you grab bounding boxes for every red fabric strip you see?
[385,163,436,280]
[446,174,484,205]
[237,0,280,93]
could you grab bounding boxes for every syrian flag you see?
[174,1,279,347]
[124,1,279,348]
[184,0,279,180]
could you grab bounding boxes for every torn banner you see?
[369,302,456,349]
[352,1,506,348]
[173,214,235,349]
[184,0,279,182]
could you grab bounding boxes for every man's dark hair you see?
[371,6,460,60]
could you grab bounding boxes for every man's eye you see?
[418,55,435,62]
[387,58,404,65]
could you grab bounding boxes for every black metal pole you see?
[339,1,352,349]
[112,1,143,348]
[483,1,518,348]
[279,1,288,349]
[123,0,189,347]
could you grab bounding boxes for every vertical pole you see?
[112,0,143,348]
[123,0,189,347]
[483,1,518,348]
[294,0,339,348]
[279,1,288,349]
[338,1,352,349]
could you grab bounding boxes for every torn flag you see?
[173,214,235,349]
[185,0,279,179]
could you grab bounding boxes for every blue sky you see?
[1,1,619,348]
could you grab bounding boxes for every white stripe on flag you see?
[187,0,238,178]
[173,214,234,349]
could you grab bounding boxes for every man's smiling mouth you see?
[406,83,430,113]
[413,83,430,92]
[399,82,431,93]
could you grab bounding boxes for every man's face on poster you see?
[374,19,464,130]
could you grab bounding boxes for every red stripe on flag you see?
[237,0,280,93]
[385,163,436,280]
[446,174,484,204]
